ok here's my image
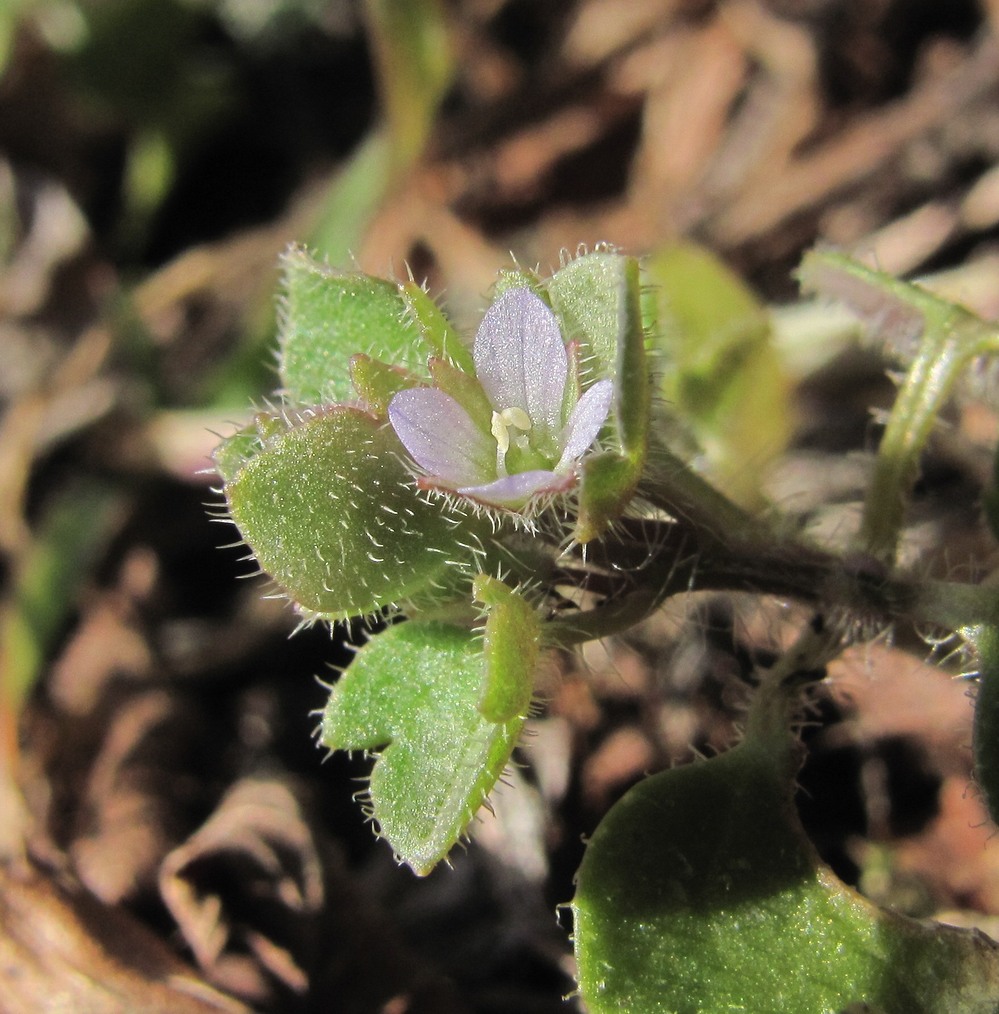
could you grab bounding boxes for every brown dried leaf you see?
[0,862,248,1014]
[711,34,999,245]
[70,690,203,905]
[159,776,324,1003]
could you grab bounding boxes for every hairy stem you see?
[547,518,999,647]
[860,309,992,562]
[798,250,999,564]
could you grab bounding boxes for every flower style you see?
[387,287,614,511]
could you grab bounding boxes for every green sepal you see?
[575,452,637,545]
[349,353,422,415]
[213,420,266,486]
[568,255,649,542]
[220,406,471,621]
[428,357,493,437]
[278,246,424,406]
[611,256,649,466]
[493,264,546,300]
[399,281,475,374]
[573,737,999,1013]
[562,340,584,419]
[473,574,540,723]
[320,620,526,875]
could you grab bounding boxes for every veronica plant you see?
[215,244,999,1011]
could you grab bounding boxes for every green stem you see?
[640,443,767,549]
[745,615,841,750]
[547,585,663,647]
[911,578,999,634]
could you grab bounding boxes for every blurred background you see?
[3,1,999,1011]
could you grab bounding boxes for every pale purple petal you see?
[473,288,567,440]
[388,388,495,487]
[458,469,575,508]
[556,378,613,471]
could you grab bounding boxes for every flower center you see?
[491,407,532,475]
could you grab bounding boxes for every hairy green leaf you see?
[220,407,471,620]
[548,250,630,385]
[278,247,425,406]
[320,620,527,874]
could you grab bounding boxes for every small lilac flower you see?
[387,287,613,511]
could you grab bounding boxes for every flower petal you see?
[459,469,575,508]
[556,378,613,471]
[388,388,495,487]
[473,288,567,443]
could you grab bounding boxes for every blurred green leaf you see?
[220,406,473,621]
[320,620,527,875]
[308,131,395,265]
[310,0,455,263]
[120,128,175,249]
[573,736,999,1013]
[363,0,453,173]
[0,483,121,713]
[0,0,29,77]
[986,443,999,544]
[644,243,790,507]
[54,0,233,257]
[68,0,232,134]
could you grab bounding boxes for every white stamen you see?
[491,407,532,473]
